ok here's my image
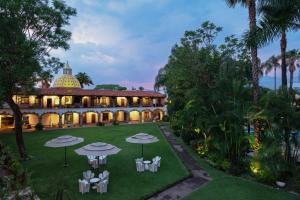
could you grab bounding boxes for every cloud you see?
[72,14,127,46]
[81,52,115,64]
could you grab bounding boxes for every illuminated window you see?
[65,96,72,105]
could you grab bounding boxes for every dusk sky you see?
[52,0,300,90]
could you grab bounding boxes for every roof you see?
[38,88,165,98]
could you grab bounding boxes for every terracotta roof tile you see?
[38,88,165,98]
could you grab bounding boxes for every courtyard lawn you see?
[0,124,189,200]
[164,128,300,200]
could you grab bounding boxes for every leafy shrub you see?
[96,122,105,126]
[173,130,181,137]
[113,120,119,125]
[35,123,44,131]
[162,115,169,122]
[0,141,29,199]
[181,129,195,145]
[251,137,290,183]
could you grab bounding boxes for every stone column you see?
[38,115,42,124]
[98,112,101,123]
[58,114,62,128]
[59,96,62,108]
[139,98,143,107]
[79,113,83,127]
[125,112,130,123]
[139,112,142,123]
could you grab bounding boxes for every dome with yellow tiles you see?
[53,62,81,88]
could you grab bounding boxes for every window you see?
[65,96,72,105]
[20,96,29,104]
[23,116,29,125]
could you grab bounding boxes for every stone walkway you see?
[147,126,212,200]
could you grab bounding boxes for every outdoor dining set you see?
[135,156,161,172]
[44,132,161,195]
[79,169,109,194]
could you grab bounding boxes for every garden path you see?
[147,125,211,200]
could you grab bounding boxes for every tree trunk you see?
[6,97,27,159]
[290,69,294,91]
[284,127,291,164]
[281,31,287,88]
[248,0,260,145]
[289,63,295,91]
[274,67,277,92]
[248,0,259,103]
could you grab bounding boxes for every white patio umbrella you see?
[126,133,159,157]
[75,142,121,170]
[44,135,84,167]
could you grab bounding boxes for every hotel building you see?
[0,63,166,130]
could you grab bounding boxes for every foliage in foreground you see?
[156,21,300,191]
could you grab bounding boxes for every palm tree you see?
[286,49,300,90]
[226,0,259,103]
[226,0,260,146]
[261,55,280,92]
[75,72,93,88]
[257,0,300,89]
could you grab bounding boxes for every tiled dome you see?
[53,62,81,88]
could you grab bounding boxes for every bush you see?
[0,141,29,199]
[181,129,195,145]
[96,122,105,126]
[173,130,181,137]
[251,137,290,183]
[162,115,169,122]
[35,123,44,131]
[113,120,119,125]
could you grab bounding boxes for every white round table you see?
[90,178,100,189]
[143,160,151,170]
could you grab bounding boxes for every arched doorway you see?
[115,111,128,123]
[142,110,152,122]
[101,111,113,123]
[41,113,59,128]
[0,114,14,129]
[62,112,79,127]
[82,112,98,125]
[23,113,39,129]
[153,109,164,121]
[129,111,140,123]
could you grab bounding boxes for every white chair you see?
[96,180,108,194]
[99,155,107,165]
[83,170,94,181]
[102,170,110,183]
[90,159,99,169]
[136,161,145,172]
[78,179,90,194]
[87,155,96,160]
[135,158,143,163]
[152,156,161,167]
[149,162,158,173]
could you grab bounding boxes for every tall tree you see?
[75,72,93,88]
[225,0,260,102]
[39,71,54,89]
[257,0,300,88]
[286,49,300,90]
[261,55,280,92]
[226,0,260,145]
[0,0,76,159]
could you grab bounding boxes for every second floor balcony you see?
[11,95,165,109]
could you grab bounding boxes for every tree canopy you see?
[0,0,76,158]
[94,84,127,90]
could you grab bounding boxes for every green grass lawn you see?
[163,127,300,200]
[0,124,189,200]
